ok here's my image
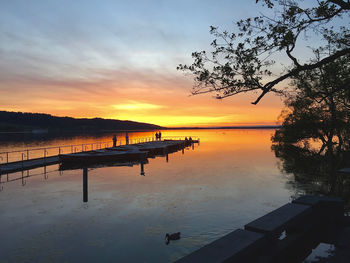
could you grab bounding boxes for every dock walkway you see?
[0,156,59,174]
[0,139,198,174]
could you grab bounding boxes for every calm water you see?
[0,129,298,262]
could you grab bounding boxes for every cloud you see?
[0,0,286,126]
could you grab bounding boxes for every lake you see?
[0,129,310,262]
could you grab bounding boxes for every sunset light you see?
[0,0,284,127]
[2,1,350,262]
[112,102,164,111]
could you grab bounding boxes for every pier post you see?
[21,170,25,186]
[140,161,144,176]
[21,153,25,169]
[163,147,169,162]
[139,153,146,176]
[140,159,145,176]
[83,167,88,202]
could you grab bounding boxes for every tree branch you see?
[328,0,350,10]
[252,47,350,104]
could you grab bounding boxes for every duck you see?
[165,232,181,245]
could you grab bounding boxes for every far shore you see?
[0,125,281,134]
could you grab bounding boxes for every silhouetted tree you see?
[271,52,350,205]
[272,54,350,153]
[178,0,350,104]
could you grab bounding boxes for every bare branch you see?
[178,0,350,105]
[253,48,350,104]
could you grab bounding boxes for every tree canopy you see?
[178,0,350,104]
[272,53,350,150]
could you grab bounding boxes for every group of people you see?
[155,131,162,141]
[184,137,193,145]
[112,132,129,147]
[113,132,193,146]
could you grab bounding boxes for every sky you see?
[0,0,327,127]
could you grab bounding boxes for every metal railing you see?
[0,136,198,165]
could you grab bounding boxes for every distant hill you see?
[164,125,280,129]
[0,111,162,132]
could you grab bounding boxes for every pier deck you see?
[0,139,198,174]
[0,156,59,174]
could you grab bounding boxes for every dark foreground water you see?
[0,129,327,262]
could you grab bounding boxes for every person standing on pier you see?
[112,135,117,147]
[159,131,162,141]
[125,132,129,145]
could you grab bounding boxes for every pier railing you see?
[0,136,198,165]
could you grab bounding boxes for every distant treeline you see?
[165,125,280,130]
[0,111,161,132]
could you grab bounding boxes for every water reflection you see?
[0,129,294,263]
[0,166,56,190]
[0,140,198,203]
[272,143,350,211]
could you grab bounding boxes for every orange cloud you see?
[0,67,284,127]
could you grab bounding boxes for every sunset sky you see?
[0,0,333,127]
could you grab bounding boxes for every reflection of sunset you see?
[0,128,292,262]
[66,129,281,193]
[160,129,274,150]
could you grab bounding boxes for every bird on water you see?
[165,232,181,245]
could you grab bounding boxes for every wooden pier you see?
[0,139,199,174]
[176,195,347,263]
[0,156,59,174]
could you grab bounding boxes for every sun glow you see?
[110,114,236,127]
[112,102,164,111]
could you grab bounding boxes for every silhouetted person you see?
[126,132,129,145]
[112,135,117,147]
[155,132,159,140]
[159,131,162,141]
